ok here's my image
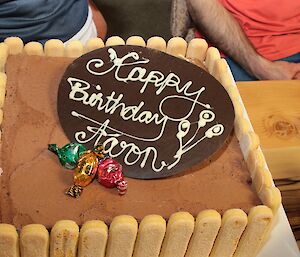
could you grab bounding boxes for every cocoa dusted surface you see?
[0,55,261,229]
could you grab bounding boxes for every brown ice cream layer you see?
[0,54,261,228]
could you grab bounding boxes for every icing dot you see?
[71,111,78,116]
[96,85,101,90]
[203,113,210,119]
[182,122,189,129]
[213,125,222,133]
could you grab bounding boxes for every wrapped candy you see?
[48,142,86,169]
[73,151,98,187]
[97,158,128,195]
[66,150,99,198]
[49,142,128,197]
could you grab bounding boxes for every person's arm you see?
[187,0,300,80]
[88,0,107,40]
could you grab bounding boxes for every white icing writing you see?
[67,48,225,172]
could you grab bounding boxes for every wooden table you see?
[237,80,300,248]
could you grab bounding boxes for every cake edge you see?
[0,36,282,257]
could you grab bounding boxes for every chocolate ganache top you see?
[58,45,235,179]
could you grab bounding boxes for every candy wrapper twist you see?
[48,143,128,198]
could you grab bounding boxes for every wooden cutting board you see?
[237,80,300,244]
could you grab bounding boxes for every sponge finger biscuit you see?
[65,41,84,58]
[0,72,7,109]
[147,37,167,52]
[24,42,44,56]
[159,212,194,257]
[205,47,221,74]
[166,37,187,58]
[234,118,250,143]
[212,58,227,82]
[50,220,79,257]
[233,206,273,257]
[106,36,125,47]
[85,38,104,53]
[133,215,166,257]
[252,166,273,194]
[186,38,208,63]
[258,186,282,213]
[4,37,23,55]
[105,215,138,257]
[240,132,260,159]
[78,220,108,257]
[0,42,9,72]
[209,209,247,257]
[20,224,49,257]
[185,210,221,257]
[246,148,266,177]
[126,36,146,47]
[0,224,19,257]
[44,39,64,57]
[0,108,3,126]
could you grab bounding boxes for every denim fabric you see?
[0,0,88,43]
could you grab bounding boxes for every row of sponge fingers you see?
[205,43,282,215]
[0,35,209,69]
[0,207,273,257]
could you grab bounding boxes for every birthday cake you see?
[0,36,281,257]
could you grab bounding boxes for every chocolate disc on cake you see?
[58,45,235,179]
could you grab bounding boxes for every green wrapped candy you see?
[48,142,87,169]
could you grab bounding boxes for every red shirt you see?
[198,0,300,60]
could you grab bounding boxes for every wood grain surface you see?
[237,80,300,247]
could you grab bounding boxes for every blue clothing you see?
[0,0,88,43]
[226,52,300,81]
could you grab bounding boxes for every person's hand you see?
[293,71,300,80]
[254,60,300,80]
